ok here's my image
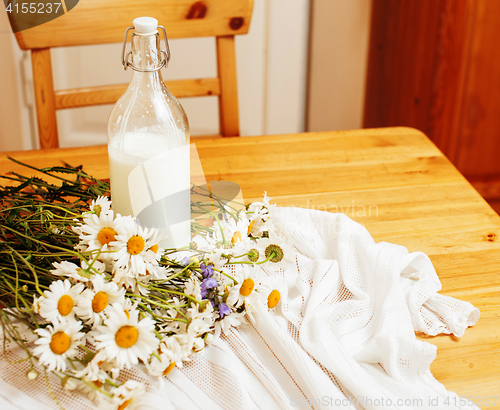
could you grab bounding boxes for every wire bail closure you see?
[121,25,171,72]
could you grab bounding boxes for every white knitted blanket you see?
[0,207,480,409]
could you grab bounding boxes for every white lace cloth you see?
[0,207,480,410]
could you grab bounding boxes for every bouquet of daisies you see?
[0,160,294,409]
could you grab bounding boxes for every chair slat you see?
[54,78,221,109]
[32,49,58,149]
[15,0,253,50]
[216,36,240,137]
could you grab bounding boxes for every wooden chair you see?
[12,0,253,149]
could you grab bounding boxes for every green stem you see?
[6,155,91,187]
[2,225,86,263]
[8,247,44,297]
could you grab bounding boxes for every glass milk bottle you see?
[108,17,190,249]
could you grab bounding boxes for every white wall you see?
[0,0,311,150]
[307,0,371,132]
[0,10,35,151]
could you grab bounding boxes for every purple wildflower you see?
[181,256,190,266]
[218,303,231,319]
[200,263,214,278]
[200,277,218,299]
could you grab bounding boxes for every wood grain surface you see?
[1,127,499,404]
[14,0,254,49]
[54,78,221,110]
[31,48,59,149]
[216,36,240,137]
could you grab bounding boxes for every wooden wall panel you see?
[363,0,443,136]
[364,0,500,203]
[455,0,500,177]
[426,0,473,161]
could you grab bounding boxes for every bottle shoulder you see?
[108,73,189,143]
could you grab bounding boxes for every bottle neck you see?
[130,32,165,81]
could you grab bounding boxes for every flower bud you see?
[26,369,38,380]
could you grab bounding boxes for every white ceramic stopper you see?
[133,17,158,35]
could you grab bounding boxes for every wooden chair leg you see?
[216,36,240,137]
[31,48,59,149]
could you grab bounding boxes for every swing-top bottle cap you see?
[133,17,158,35]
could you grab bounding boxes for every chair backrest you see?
[12,0,254,148]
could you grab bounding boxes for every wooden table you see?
[1,127,499,406]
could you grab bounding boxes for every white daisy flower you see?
[74,211,129,256]
[146,336,189,380]
[70,357,115,401]
[121,295,135,314]
[254,231,296,270]
[246,193,277,235]
[33,318,85,371]
[207,211,253,254]
[62,377,78,391]
[71,378,102,402]
[248,192,275,214]
[37,279,84,322]
[205,248,228,269]
[147,352,178,380]
[94,303,159,369]
[74,349,120,382]
[143,227,165,257]
[99,380,146,410]
[50,259,106,283]
[75,275,125,327]
[242,297,259,325]
[189,242,227,269]
[226,265,264,309]
[154,298,186,334]
[114,269,152,296]
[186,302,214,339]
[110,218,163,276]
[226,214,251,244]
[33,294,41,314]
[111,266,137,291]
[144,263,170,280]
[214,311,246,338]
[191,336,206,354]
[256,274,286,311]
[183,277,202,301]
[157,333,191,368]
[89,196,112,218]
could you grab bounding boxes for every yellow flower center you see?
[163,362,176,376]
[92,291,109,313]
[50,332,71,355]
[231,231,242,244]
[239,278,254,296]
[57,295,74,316]
[115,325,139,348]
[127,236,145,255]
[247,220,255,234]
[93,380,103,388]
[267,290,281,309]
[97,227,117,246]
[149,244,159,254]
[118,400,131,410]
